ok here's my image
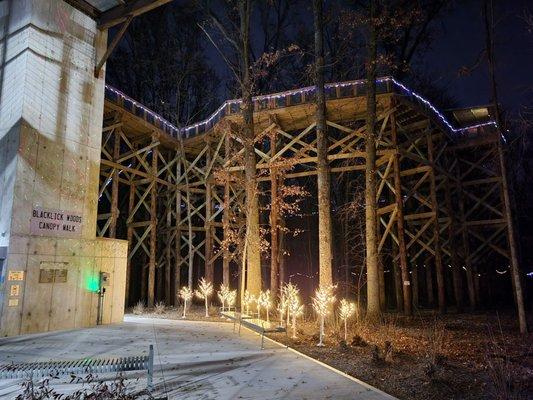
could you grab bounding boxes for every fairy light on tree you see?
[277,290,287,328]
[312,285,336,346]
[227,290,237,310]
[179,286,193,319]
[243,290,255,316]
[218,284,230,311]
[195,278,214,317]
[284,283,300,327]
[288,293,304,339]
[259,290,272,323]
[339,299,356,342]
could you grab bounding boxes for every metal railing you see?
[0,345,154,389]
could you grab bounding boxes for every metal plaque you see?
[55,269,68,283]
[39,269,55,283]
[8,271,24,281]
[10,284,20,297]
[8,299,19,307]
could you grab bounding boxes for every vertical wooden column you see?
[270,130,280,299]
[125,161,135,306]
[174,154,182,305]
[165,169,172,304]
[412,264,419,309]
[147,141,158,307]
[205,139,214,283]
[444,170,464,312]
[498,142,528,333]
[425,260,435,307]
[222,132,231,287]
[456,155,476,310]
[109,129,120,238]
[391,110,412,316]
[427,128,446,314]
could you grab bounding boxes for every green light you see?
[86,275,100,292]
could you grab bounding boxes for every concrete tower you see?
[0,0,127,336]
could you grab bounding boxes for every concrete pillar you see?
[0,0,126,336]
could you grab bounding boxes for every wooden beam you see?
[63,0,99,18]
[95,15,133,78]
[98,0,174,29]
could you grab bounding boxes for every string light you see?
[312,285,336,347]
[339,299,356,342]
[243,290,256,316]
[105,76,497,140]
[258,290,272,323]
[218,284,230,311]
[195,277,214,317]
[179,286,193,319]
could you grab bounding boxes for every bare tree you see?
[365,0,381,319]
[313,0,334,287]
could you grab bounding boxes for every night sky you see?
[421,0,532,115]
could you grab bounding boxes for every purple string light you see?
[105,76,497,139]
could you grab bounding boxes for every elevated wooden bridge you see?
[97,77,523,316]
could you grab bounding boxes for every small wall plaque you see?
[10,284,20,297]
[39,269,55,283]
[8,271,24,281]
[8,299,19,307]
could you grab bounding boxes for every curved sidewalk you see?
[0,316,395,399]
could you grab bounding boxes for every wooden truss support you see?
[97,91,526,332]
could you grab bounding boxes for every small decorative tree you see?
[312,285,336,346]
[339,299,356,342]
[287,294,304,339]
[227,290,237,310]
[218,284,230,311]
[277,290,287,328]
[284,282,300,327]
[179,286,193,319]
[195,277,214,317]
[243,290,255,316]
[259,290,272,323]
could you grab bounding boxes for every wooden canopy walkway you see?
[97,77,522,318]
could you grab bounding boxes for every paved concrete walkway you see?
[0,316,394,399]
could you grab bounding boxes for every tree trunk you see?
[498,144,528,333]
[391,108,412,316]
[270,164,280,300]
[240,0,261,296]
[364,0,381,319]
[313,0,333,287]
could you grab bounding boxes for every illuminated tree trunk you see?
[365,0,381,319]
[270,134,280,300]
[240,0,261,296]
[313,0,333,287]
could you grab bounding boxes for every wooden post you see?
[391,110,412,316]
[498,142,528,333]
[427,128,446,314]
[444,170,464,312]
[147,142,158,307]
[174,154,182,305]
[125,162,135,306]
[222,132,231,287]
[425,260,435,307]
[412,263,419,309]
[205,139,214,284]
[165,175,172,304]
[456,156,477,310]
[109,129,120,238]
